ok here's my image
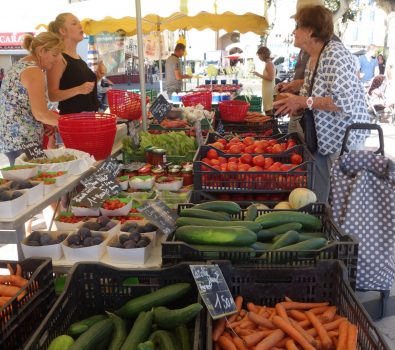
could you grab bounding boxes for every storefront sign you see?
[190,265,237,319]
[0,32,32,49]
[138,199,177,235]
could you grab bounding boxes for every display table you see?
[0,124,126,260]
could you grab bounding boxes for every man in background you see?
[165,43,191,97]
[359,44,379,83]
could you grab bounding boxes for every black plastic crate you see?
[215,116,279,137]
[0,258,55,350]
[24,263,204,350]
[206,131,302,145]
[193,145,314,192]
[162,203,358,288]
[206,260,389,350]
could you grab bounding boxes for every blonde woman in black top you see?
[47,13,105,114]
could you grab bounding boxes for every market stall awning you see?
[80,11,268,36]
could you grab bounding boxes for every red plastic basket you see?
[107,90,149,120]
[58,112,117,160]
[219,100,250,122]
[181,91,212,110]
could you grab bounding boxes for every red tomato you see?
[228,157,239,163]
[264,157,274,169]
[211,142,224,150]
[217,156,227,164]
[229,144,243,154]
[265,146,273,153]
[243,137,255,146]
[272,144,284,153]
[207,149,219,159]
[253,146,265,154]
[210,159,221,166]
[227,162,238,172]
[244,145,255,153]
[220,164,228,172]
[248,166,264,171]
[253,155,266,167]
[280,164,292,171]
[217,138,227,146]
[240,154,253,165]
[238,163,251,172]
[291,153,303,164]
[229,137,241,144]
[268,139,277,146]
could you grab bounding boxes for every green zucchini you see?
[175,226,257,246]
[193,201,241,214]
[107,313,127,350]
[179,208,230,221]
[245,204,258,221]
[174,324,190,350]
[256,223,303,242]
[69,319,114,350]
[271,230,300,250]
[256,211,322,230]
[48,335,75,350]
[121,311,153,350]
[149,330,177,350]
[137,341,155,350]
[251,242,273,251]
[154,303,203,330]
[176,217,261,232]
[116,283,191,319]
[277,238,327,251]
[273,231,323,243]
[68,314,107,337]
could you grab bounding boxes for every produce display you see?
[24,231,68,246]
[23,154,77,164]
[55,212,85,224]
[243,112,273,124]
[66,228,104,248]
[82,216,118,231]
[0,264,27,307]
[47,283,202,350]
[212,297,358,350]
[6,179,38,190]
[0,188,24,202]
[110,232,151,249]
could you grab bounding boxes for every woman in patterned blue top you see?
[273,5,369,202]
[0,32,63,165]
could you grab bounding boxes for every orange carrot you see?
[284,296,293,302]
[258,306,268,316]
[218,335,237,350]
[0,284,21,297]
[305,311,333,350]
[16,264,22,277]
[232,337,249,350]
[321,306,337,322]
[288,318,317,347]
[239,309,247,317]
[285,339,300,350]
[248,312,276,329]
[346,324,358,350]
[243,330,273,347]
[328,330,339,337]
[0,275,28,288]
[336,320,349,350]
[289,310,308,321]
[255,329,285,350]
[7,264,15,275]
[237,329,255,336]
[275,337,291,348]
[306,317,346,336]
[309,306,331,315]
[298,319,311,328]
[272,316,316,350]
[282,302,329,310]
[213,318,227,341]
[0,296,12,307]
[247,302,260,313]
[276,303,290,323]
[223,332,233,340]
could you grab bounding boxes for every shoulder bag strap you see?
[308,41,329,96]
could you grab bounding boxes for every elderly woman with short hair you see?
[274,5,369,202]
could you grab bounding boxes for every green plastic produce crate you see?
[24,263,204,350]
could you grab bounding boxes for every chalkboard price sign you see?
[138,199,178,235]
[73,186,109,208]
[149,94,172,122]
[24,143,48,160]
[190,265,237,320]
[96,156,122,178]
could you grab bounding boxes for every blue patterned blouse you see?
[299,40,370,155]
[0,60,44,153]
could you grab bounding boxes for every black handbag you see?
[300,42,329,153]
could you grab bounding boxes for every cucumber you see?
[251,242,273,251]
[69,319,114,350]
[193,201,241,214]
[298,233,326,241]
[256,211,322,230]
[121,311,153,350]
[245,204,258,221]
[116,283,191,319]
[176,217,261,232]
[256,223,303,242]
[154,303,203,330]
[179,208,230,221]
[137,341,155,350]
[175,226,257,246]
[149,330,177,350]
[271,230,300,250]
[48,335,75,350]
[174,324,190,350]
[277,238,327,251]
[107,313,127,350]
[68,315,107,337]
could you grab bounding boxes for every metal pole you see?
[158,23,163,93]
[135,0,147,130]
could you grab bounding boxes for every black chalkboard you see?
[24,142,47,160]
[96,156,122,178]
[138,199,178,235]
[72,186,109,208]
[190,265,237,320]
[149,94,172,122]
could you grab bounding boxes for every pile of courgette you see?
[175,201,328,253]
[48,283,202,350]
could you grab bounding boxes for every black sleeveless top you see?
[58,53,99,115]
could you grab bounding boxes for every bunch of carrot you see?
[244,113,272,124]
[212,296,358,350]
[0,264,28,308]
[160,118,189,128]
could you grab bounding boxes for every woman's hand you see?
[78,81,95,95]
[273,93,307,116]
[96,61,106,80]
[253,71,261,77]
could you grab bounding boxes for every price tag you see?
[24,142,48,160]
[138,199,178,235]
[149,94,172,122]
[190,265,237,320]
[195,120,204,146]
[96,156,122,178]
[216,120,225,135]
[81,171,121,194]
[72,186,110,208]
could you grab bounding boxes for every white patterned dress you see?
[0,60,44,153]
[299,40,370,156]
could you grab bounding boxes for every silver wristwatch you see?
[306,96,314,110]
